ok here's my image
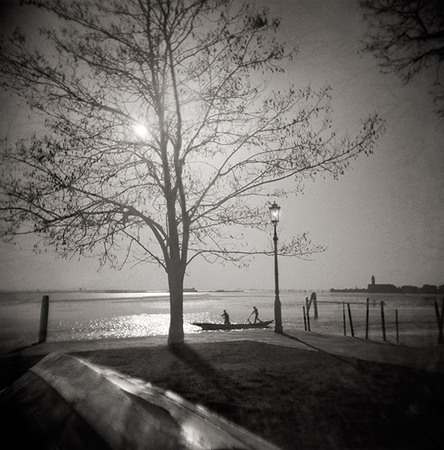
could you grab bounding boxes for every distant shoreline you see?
[331,284,444,295]
[1,286,443,296]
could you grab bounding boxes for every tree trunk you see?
[167,259,185,345]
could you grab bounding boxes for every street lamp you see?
[269,201,283,333]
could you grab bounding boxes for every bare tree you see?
[0,0,383,344]
[360,0,444,115]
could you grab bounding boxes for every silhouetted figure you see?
[252,306,261,323]
[221,310,230,325]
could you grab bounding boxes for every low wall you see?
[0,352,279,449]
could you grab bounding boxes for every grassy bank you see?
[74,340,443,450]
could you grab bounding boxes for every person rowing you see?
[249,306,262,324]
[221,309,230,325]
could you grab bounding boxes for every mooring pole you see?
[342,302,347,336]
[311,292,318,319]
[38,295,49,343]
[434,300,444,344]
[303,306,307,331]
[365,298,370,340]
[440,299,444,345]
[347,303,354,337]
[381,301,386,341]
[306,303,311,332]
[441,299,444,345]
[395,309,399,344]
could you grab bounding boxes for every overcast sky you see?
[0,0,443,292]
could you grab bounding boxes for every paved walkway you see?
[284,330,444,372]
[4,328,444,373]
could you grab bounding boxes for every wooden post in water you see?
[311,292,318,319]
[342,302,347,336]
[434,300,444,344]
[365,298,370,340]
[305,297,311,316]
[303,306,307,331]
[306,303,311,332]
[395,309,399,343]
[347,303,354,337]
[38,295,49,343]
[440,299,444,345]
[380,301,386,341]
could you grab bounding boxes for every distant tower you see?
[371,275,375,285]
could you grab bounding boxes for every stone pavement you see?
[284,329,444,373]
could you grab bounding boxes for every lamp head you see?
[269,201,280,224]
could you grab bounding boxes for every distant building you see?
[331,276,443,295]
[400,285,419,294]
[367,283,400,294]
[420,285,438,294]
[367,276,400,294]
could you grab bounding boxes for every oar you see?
[244,313,253,324]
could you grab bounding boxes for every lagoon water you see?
[0,290,441,354]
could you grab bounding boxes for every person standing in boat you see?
[221,310,230,325]
[251,306,261,323]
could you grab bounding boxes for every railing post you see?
[38,295,49,343]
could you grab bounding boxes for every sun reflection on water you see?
[54,313,208,341]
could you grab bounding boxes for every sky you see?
[0,0,443,292]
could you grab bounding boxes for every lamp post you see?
[269,201,283,334]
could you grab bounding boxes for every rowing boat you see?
[191,320,273,331]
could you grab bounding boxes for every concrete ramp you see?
[0,352,279,449]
